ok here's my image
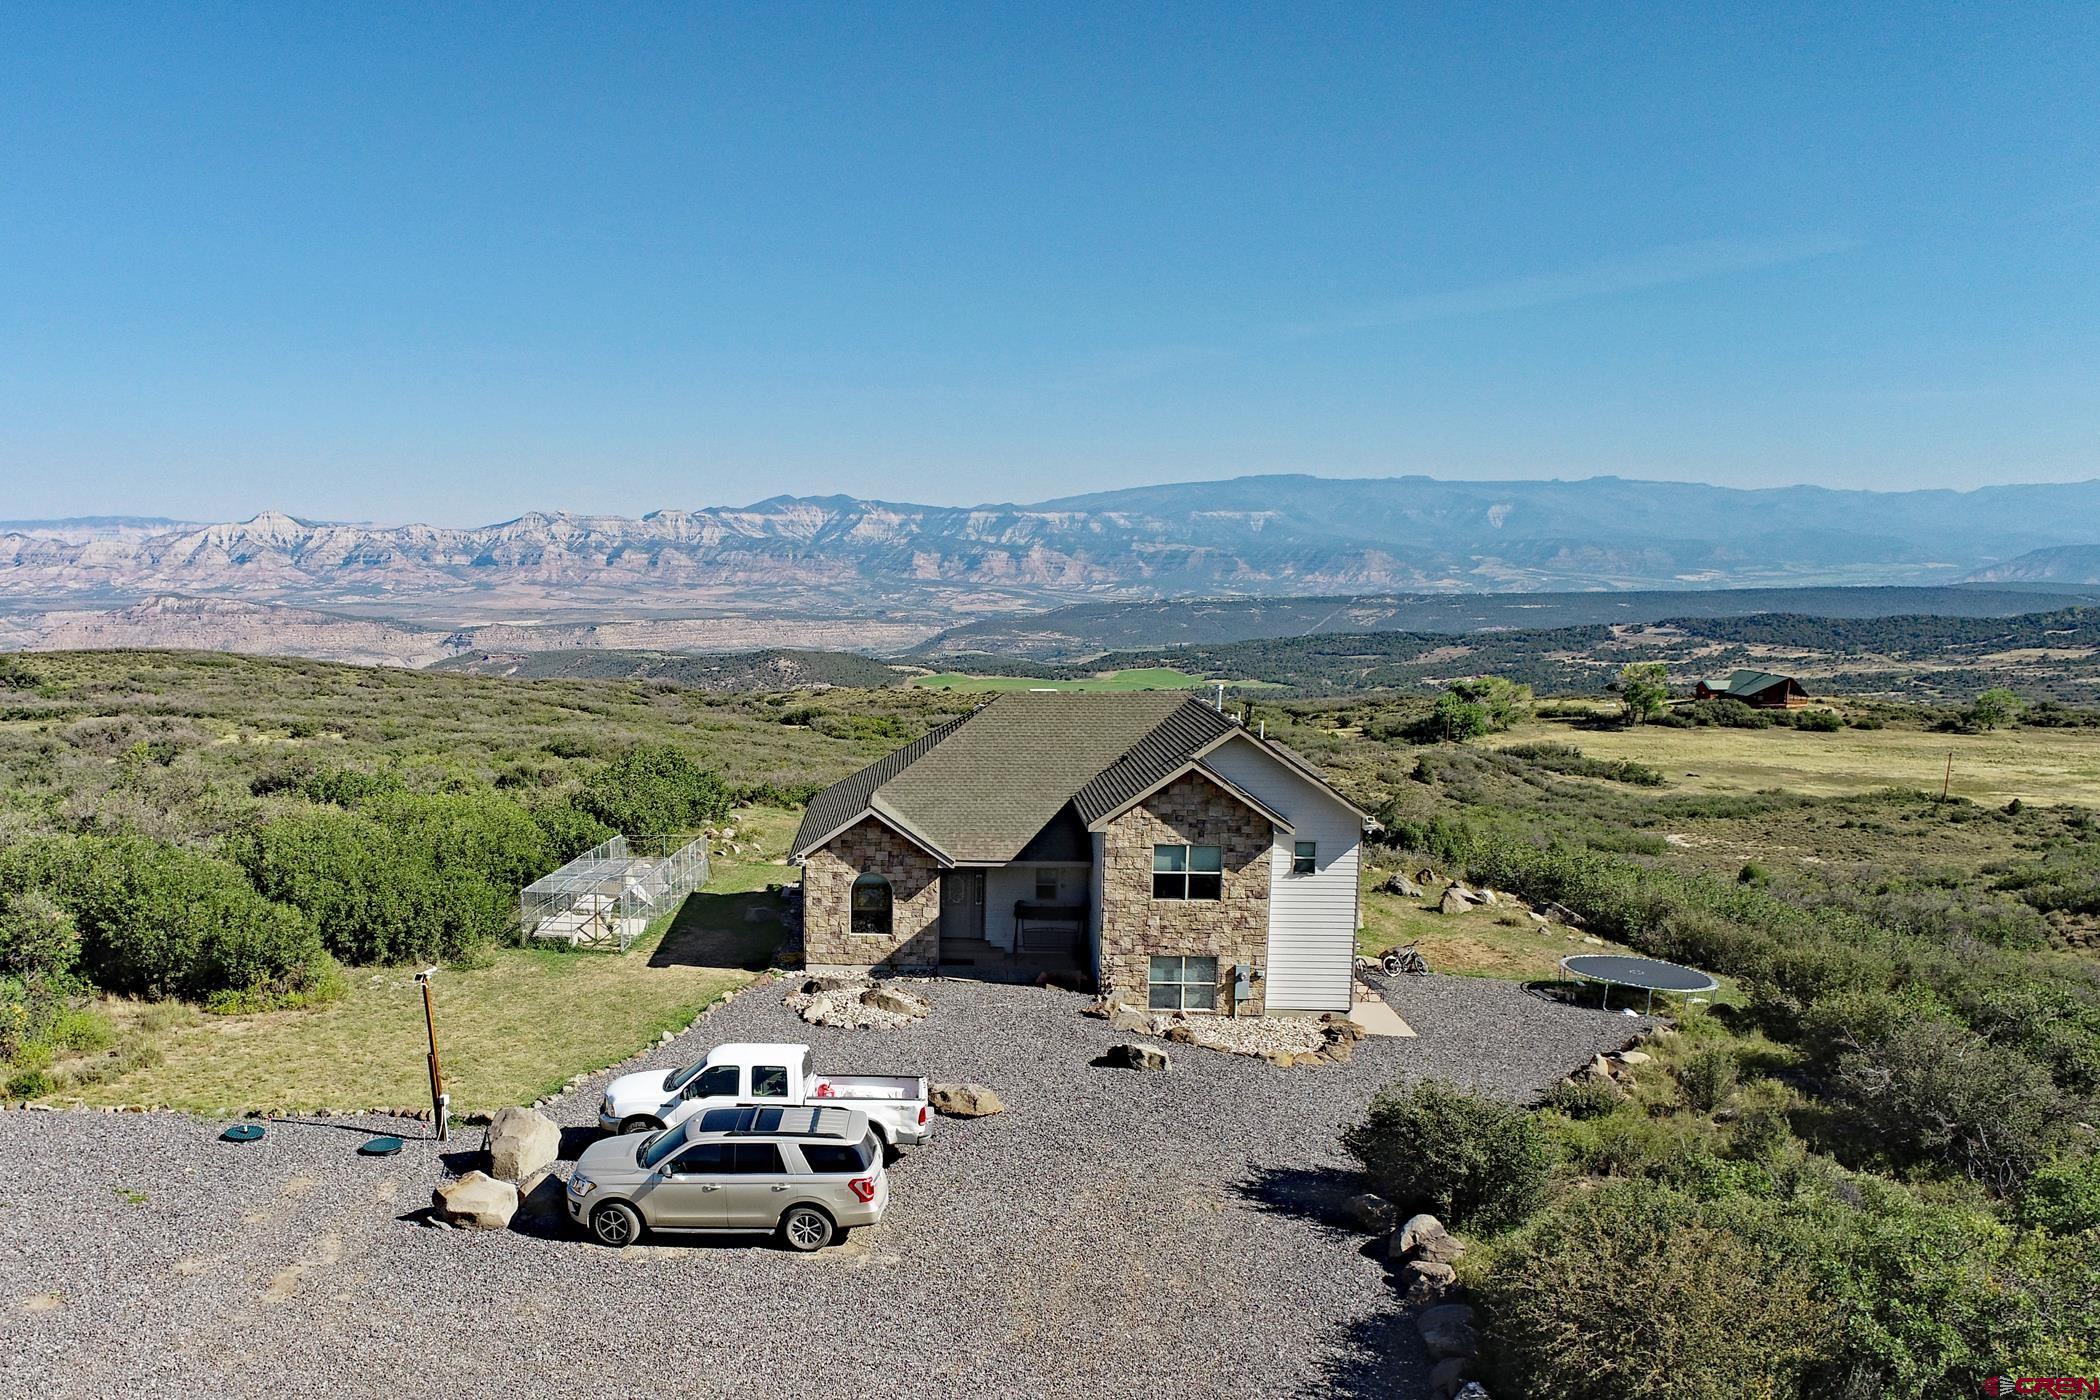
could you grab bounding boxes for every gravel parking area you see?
[0,975,1644,1400]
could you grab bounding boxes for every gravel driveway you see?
[0,975,1645,1400]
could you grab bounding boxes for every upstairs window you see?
[1292,841,1317,876]
[850,873,892,935]
[1153,844,1223,900]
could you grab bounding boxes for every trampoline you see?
[1559,954,1717,1013]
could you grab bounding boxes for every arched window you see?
[850,874,893,936]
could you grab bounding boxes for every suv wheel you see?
[779,1205,834,1253]
[590,1201,642,1248]
[618,1116,663,1136]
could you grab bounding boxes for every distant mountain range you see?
[6,476,2100,624]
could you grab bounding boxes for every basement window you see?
[1148,955,1219,1011]
[1152,844,1223,900]
[1292,841,1317,876]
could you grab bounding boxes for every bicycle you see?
[1377,941,1429,978]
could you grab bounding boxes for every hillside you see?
[1065,605,2100,701]
[915,584,2097,660]
[431,647,902,690]
[7,475,2100,619]
[1967,543,2100,584]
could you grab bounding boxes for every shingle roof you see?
[790,692,1256,864]
[1715,669,1797,699]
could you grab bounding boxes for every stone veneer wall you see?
[801,817,942,972]
[1098,771,1272,1014]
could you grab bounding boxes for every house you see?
[1694,669,1810,708]
[789,691,1369,1016]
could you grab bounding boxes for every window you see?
[1035,868,1060,901]
[850,873,892,935]
[668,1141,728,1176]
[726,1143,785,1174]
[677,1064,740,1101]
[751,1065,790,1099]
[1148,955,1218,1011]
[1292,841,1317,876]
[1152,844,1222,900]
[799,1137,877,1174]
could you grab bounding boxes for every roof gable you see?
[791,691,1362,865]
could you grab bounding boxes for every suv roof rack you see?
[694,1105,859,1139]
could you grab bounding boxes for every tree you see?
[1968,687,2024,732]
[1423,691,1491,743]
[1450,675,1534,732]
[1343,1079,1550,1231]
[1619,662,1670,724]
[577,744,732,836]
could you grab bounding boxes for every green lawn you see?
[911,666,1270,693]
[58,809,804,1115]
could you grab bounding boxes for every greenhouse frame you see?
[520,833,710,953]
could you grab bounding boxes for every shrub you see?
[1342,1080,1549,1232]
[2016,1154,2100,1235]
[0,890,80,981]
[528,798,616,864]
[1820,1004,2072,1191]
[576,743,732,836]
[0,834,330,1003]
[1677,1044,1740,1112]
[1476,1180,1840,1399]
[1543,1075,1622,1120]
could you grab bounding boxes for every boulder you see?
[1401,1259,1458,1304]
[486,1106,560,1182]
[1416,1302,1479,1361]
[1099,1043,1171,1072]
[1428,1357,1473,1400]
[1080,997,1115,1020]
[1413,1230,1466,1266]
[1455,1385,1492,1400]
[1615,1049,1652,1066]
[928,1083,1005,1118]
[431,1171,518,1230]
[1438,886,1477,915]
[1382,873,1424,898]
[1107,1003,1156,1034]
[1344,1192,1397,1234]
[1396,1212,1447,1256]
[861,985,931,1018]
[1164,1023,1197,1045]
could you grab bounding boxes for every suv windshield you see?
[638,1120,694,1169]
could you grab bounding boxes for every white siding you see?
[1203,736,1360,1014]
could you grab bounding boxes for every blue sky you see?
[2,3,2096,525]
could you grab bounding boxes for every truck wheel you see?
[590,1201,642,1248]
[779,1205,834,1252]
[618,1116,663,1136]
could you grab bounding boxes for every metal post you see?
[416,969,448,1142]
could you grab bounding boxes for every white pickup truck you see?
[598,1041,934,1150]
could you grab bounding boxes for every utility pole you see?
[1940,751,1953,803]
[415,968,449,1141]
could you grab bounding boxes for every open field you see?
[58,810,799,1113]
[1497,714,2100,806]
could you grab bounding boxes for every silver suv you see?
[566,1104,888,1251]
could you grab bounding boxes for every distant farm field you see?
[910,666,1219,693]
[1498,717,2100,806]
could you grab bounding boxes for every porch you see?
[933,865,1092,985]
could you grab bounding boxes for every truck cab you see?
[598,1041,933,1150]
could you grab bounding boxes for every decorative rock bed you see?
[1083,996,1362,1065]
[785,975,933,1030]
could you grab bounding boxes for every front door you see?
[941,870,986,940]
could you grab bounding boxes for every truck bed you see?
[813,1074,925,1102]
